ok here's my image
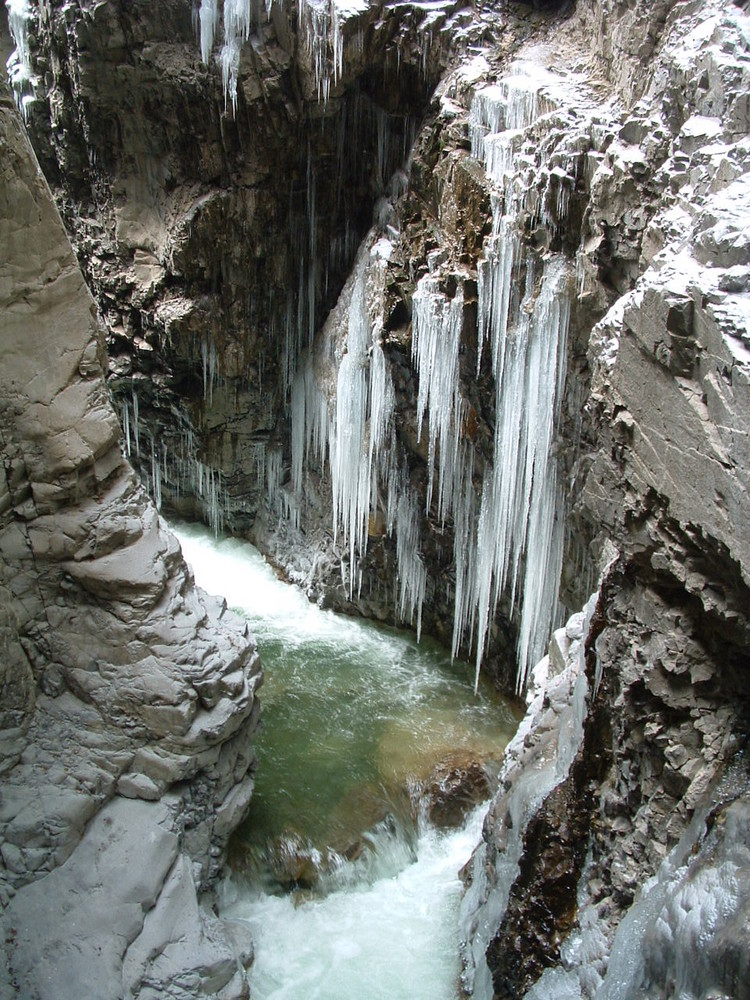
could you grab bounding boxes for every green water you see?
[174,523,521,889]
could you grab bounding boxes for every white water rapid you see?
[222,807,487,1000]
[173,521,519,1000]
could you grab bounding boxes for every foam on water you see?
[222,805,486,1000]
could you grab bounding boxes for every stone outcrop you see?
[0,80,260,999]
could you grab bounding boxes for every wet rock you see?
[416,754,492,829]
[263,835,325,891]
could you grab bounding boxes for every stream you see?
[173,522,520,1000]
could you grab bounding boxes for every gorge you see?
[2,0,750,997]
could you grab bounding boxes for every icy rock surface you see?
[464,0,750,995]
[459,592,598,999]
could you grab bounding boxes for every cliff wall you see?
[0,80,261,999]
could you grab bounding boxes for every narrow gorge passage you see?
[3,0,750,997]
[175,521,520,999]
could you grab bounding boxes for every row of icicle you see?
[286,63,595,692]
[197,0,356,111]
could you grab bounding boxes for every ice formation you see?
[196,0,254,112]
[422,71,572,691]
[459,596,595,998]
[196,0,369,110]
[285,237,430,627]
[5,0,38,115]
[119,389,226,533]
[282,63,583,691]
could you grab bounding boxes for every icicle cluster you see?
[412,276,465,518]
[391,70,576,692]
[196,0,370,111]
[5,0,38,116]
[299,0,334,103]
[119,390,227,534]
[197,0,252,112]
[284,239,427,628]
[461,73,574,691]
[278,59,596,691]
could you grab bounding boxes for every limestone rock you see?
[0,81,260,998]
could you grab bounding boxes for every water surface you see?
[174,522,520,999]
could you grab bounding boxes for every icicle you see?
[395,487,426,637]
[330,266,371,595]
[150,436,163,511]
[198,0,219,64]
[122,401,131,458]
[220,35,241,113]
[411,276,465,521]
[331,1,344,86]
[299,0,332,104]
[132,389,140,458]
[201,336,217,404]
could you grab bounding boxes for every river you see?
[173,522,519,1000]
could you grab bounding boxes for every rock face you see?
[4,0,750,996]
[455,1,750,996]
[8,0,469,537]
[0,81,260,998]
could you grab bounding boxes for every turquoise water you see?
[173,522,520,999]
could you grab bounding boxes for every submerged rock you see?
[416,754,493,829]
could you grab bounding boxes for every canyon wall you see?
[0,79,261,999]
[3,0,750,996]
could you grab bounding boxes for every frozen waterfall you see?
[412,70,572,692]
[277,60,592,692]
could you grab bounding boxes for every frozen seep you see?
[459,594,598,1000]
[5,0,38,115]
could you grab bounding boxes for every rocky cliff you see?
[3,0,750,996]
[0,79,261,999]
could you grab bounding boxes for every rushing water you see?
[173,522,520,1000]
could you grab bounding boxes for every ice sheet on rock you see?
[459,595,597,999]
[593,762,750,1000]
